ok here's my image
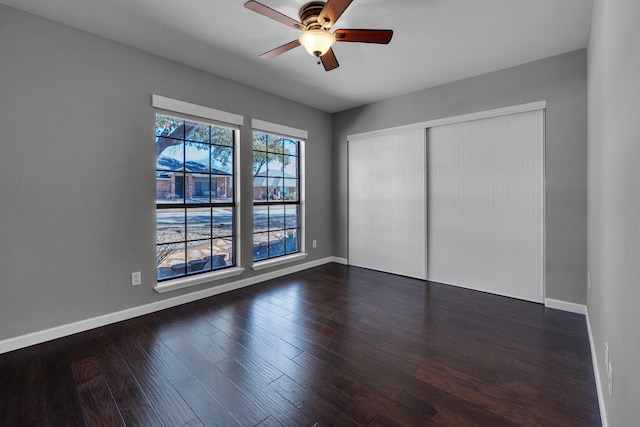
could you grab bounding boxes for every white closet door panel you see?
[427,110,544,302]
[349,129,426,279]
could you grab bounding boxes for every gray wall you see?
[0,5,332,342]
[588,0,640,425]
[333,50,588,305]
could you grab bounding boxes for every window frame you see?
[152,95,244,293]
[251,119,307,270]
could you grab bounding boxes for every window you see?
[155,113,236,281]
[252,131,301,262]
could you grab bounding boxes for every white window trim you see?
[152,94,243,126]
[154,267,245,293]
[251,118,308,140]
[152,95,244,293]
[252,253,309,271]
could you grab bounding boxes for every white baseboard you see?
[0,256,337,355]
[544,298,586,314]
[331,256,348,265]
[585,307,609,427]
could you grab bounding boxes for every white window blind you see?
[427,110,544,302]
[348,129,427,279]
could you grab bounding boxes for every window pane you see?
[283,155,298,178]
[211,175,233,203]
[173,172,186,203]
[213,207,233,238]
[157,242,185,280]
[283,139,298,156]
[267,153,284,177]
[185,121,210,143]
[285,205,298,229]
[187,239,211,273]
[157,209,185,244]
[190,174,211,202]
[254,149,268,176]
[156,172,176,203]
[185,143,210,172]
[269,205,285,230]
[156,141,184,171]
[267,185,284,200]
[211,146,233,175]
[253,176,268,201]
[156,116,184,139]
[253,132,268,150]
[212,238,233,268]
[212,127,233,147]
[283,178,298,201]
[186,174,210,204]
[253,232,269,261]
[253,205,269,234]
[284,229,299,254]
[270,135,285,154]
[269,231,285,257]
[187,208,211,240]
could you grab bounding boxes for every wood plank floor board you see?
[107,330,198,427]
[219,308,330,356]
[206,330,284,385]
[228,304,334,349]
[159,331,225,374]
[213,357,317,426]
[193,364,270,427]
[74,375,124,427]
[42,349,86,426]
[254,416,283,427]
[6,349,48,427]
[394,388,515,427]
[105,374,164,427]
[413,358,577,426]
[116,321,194,385]
[173,376,242,427]
[0,263,600,426]
[209,316,304,361]
[267,351,379,425]
[269,374,361,426]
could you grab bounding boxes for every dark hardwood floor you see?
[0,263,600,426]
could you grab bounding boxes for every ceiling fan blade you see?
[244,1,304,30]
[334,29,393,44]
[318,0,353,29]
[260,40,301,59]
[320,48,340,71]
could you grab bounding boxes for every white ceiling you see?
[1,0,593,113]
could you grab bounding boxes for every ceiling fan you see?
[244,0,393,71]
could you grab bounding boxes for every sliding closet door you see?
[348,129,426,279]
[427,110,544,302]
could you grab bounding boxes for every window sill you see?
[252,253,308,271]
[154,267,245,293]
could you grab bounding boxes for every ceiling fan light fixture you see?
[299,29,335,57]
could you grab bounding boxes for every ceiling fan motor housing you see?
[299,1,329,29]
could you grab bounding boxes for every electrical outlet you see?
[605,343,609,372]
[132,271,142,286]
[607,362,614,396]
[312,239,317,248]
